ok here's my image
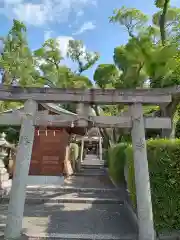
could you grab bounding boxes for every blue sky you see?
[0,0,180,81]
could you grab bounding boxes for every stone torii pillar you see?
[99,136,102,162]
[80,137,84,163]
[76,103,89,171]
[130,103,155,240]
[4,100,37,239]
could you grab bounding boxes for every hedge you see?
[109,139,180,232]
[108,143,128,184]
[175,118,180,138]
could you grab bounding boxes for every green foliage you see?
[67,39,99,75]
[153,7,180,28]
[0,20,37,86]
[110,6,148,37]
[0,101,22,113]
[175,118,180,138]
[108,3,180,133]
[0,126,20,144]
[93,64,120,88]
[71,75,92,88]
[33,38,71,87]
[109,139,180,231]
[33,38,94,89]
[108,143,128,184]
[126,139,180,231]
[0,22,96,91]
[113,41,147,88]
[155,0,170,9]
[125,145,136,208]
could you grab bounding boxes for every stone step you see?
[83,157,101,160]
[74,172,105,176]
[2,184,126,204]
[81,165,104,169]
[25,189,124,200]
[75,168,106,176]
[1,196,124,204]
[26,186,120,193]
[23,233,136,240]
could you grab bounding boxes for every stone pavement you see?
[0,155,137,239]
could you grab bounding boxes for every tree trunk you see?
[159,0,170,45]
[92,105,112,148]
[161,98,179,138]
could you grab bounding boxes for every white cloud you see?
[76,10,84,17]
[56,36,74,57]
[12,3,48,26]
[55,35,89,71]
[0,0,97,26]
[73,21,96,35]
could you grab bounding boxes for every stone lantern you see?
[0,132,14,195]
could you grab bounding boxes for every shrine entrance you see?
[0,86,174,240]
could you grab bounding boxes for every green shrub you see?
[125,145,136,208]
[126,139,180,232]
[175,118,180,138]
[108,143,128,184]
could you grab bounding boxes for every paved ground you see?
[0,202,135,236]
[0,155,137,239]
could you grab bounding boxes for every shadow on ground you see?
[0,166,137,238]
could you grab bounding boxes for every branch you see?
[34,75,56,88]
[159,0,170,45]
[47,58,59,71]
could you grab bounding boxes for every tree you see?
[34,38,93,89]
[93,64,120,89]
[0,20,36,116]
[110,6,148,38]
[67,40,99,75]
[0,20,37,86]
[153,6,180,42]
[109,2,180,138]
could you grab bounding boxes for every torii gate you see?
[0,85,175,240]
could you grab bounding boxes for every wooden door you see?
[29,128,69,176]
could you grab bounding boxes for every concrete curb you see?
[105,168,139,231]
